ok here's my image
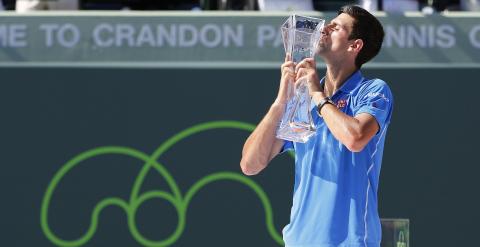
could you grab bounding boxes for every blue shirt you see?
[281,70,394,247]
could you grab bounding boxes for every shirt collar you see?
[320,70,364,96]
[311,70,363,111]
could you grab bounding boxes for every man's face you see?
[316,13,355,57]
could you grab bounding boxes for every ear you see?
[348,39,363,53]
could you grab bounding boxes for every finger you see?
[282,70,293,79]
[295,60,311,72]
[282,65,294,75]
[281,66,294,75]
[281,62,295,74]
[295,76,308,85]
[304,57,314,63]
[281,61,295,69]
[295,68,307,80]
[306,58,316,68]
[296,58,316,70]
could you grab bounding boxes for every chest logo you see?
[337,99,348,109]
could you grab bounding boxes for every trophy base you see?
[277,123,316,143]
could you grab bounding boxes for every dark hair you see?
[338,5,384,68]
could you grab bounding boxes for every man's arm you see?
[295,58,379,152]
[240,55,295,175]
[314,101,379,152]
[240,104,286,175]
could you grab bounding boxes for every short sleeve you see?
[353,79,394,133]
[280,140,294,154]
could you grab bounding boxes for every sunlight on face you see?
[316,13,355,56]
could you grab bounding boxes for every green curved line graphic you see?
[40,120,287,246]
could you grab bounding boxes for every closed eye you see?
[329,23,340,31]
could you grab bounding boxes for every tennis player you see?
[241,5,393,247]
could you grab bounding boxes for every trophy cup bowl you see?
[276,15,325,143]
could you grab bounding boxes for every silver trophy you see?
[276,15,325,143]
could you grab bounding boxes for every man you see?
[240,5,393,247]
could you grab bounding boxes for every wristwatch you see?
[316,96,335,117]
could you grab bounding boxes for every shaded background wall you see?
[1,66,479,246]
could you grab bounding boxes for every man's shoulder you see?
[348,77,394,106]
[356,77,392,96]
[361,77,390,89]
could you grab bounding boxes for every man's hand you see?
[275,53,296,105]
[295,58,322,96]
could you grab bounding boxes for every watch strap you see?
[317,96,334,116]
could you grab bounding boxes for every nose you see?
[322,23,333,36]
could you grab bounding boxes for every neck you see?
[324,62,358,97]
